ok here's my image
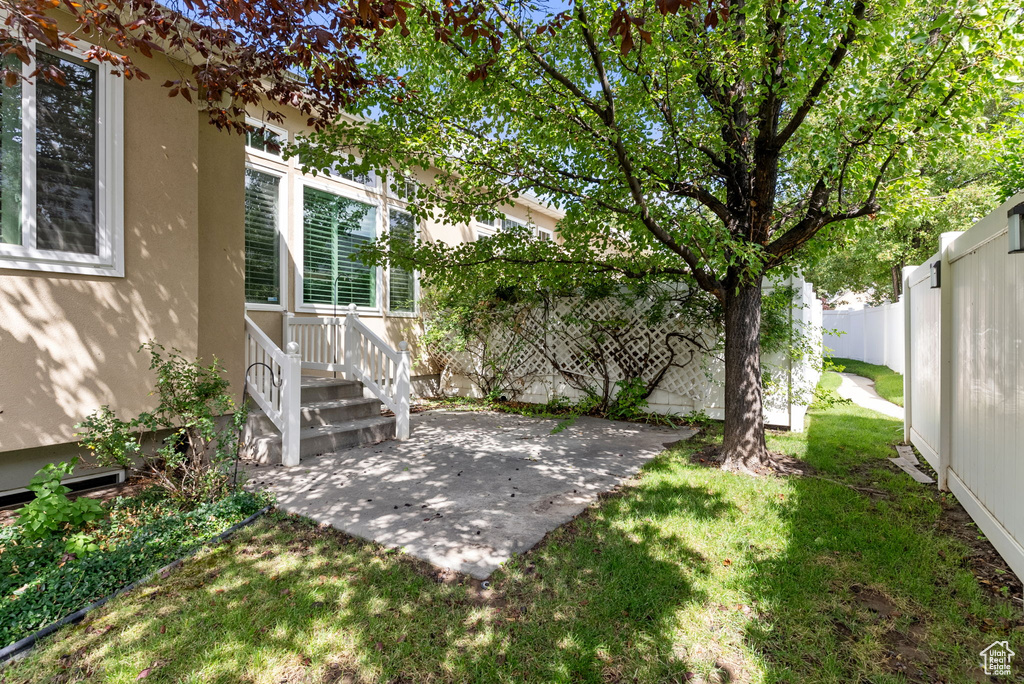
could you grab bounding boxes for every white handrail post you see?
[281,341,303,467]
[395,340,412,440]
[344,303,358,381]
[282,311,294,352]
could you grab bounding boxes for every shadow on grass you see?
[744,402,1012,683]
[15,481,731,683]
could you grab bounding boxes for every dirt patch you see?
[934,496,1024,604]
[688,445,815,477]
[852,585,901,618]
[879,623,939,683]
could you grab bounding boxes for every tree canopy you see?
[805,91,1024,303]
[0,0,406,131]
[299,0,1024,468]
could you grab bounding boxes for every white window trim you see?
[476,214,538,240]
[475,218,497,240]
[537,227,553,241]
[385,204,420,318]
[385,172,419,203]
[304,153,379,193]
[293,175,384,316]
[244,161,289,312]
[0,42,124,277]
[244,117,288,163]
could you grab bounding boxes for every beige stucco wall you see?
[198,118,246,403]
[0,42,245,489]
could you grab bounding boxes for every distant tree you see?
[806,92,1024,304]
[300,0,1024,471]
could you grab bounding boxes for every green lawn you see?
[6,374,1019,683]
[830,357,905,406]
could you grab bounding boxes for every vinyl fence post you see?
[936,232,959,491]
[901,266,915,446]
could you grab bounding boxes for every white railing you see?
[244,315,302,467]
[284,306,411,440]
[284,315,342,372]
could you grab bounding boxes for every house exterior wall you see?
[242,108,563,380]
[0,38,245,490]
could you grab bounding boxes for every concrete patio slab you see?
[243,410,694,579]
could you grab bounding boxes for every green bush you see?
[0,489,270,648]
[16,459,104,541]
[77,342,247,506]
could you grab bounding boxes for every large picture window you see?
[302,185,377,308]
[0,47,123,275]
[388,207,416,313]
[244,168,281,305]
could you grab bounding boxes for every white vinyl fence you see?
[439,276,823,431]
[904,192,1024,583]
[823,301,904,373]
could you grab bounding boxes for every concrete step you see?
[301,377,363,403]
[246,397,382,434]
[248,415,396,465]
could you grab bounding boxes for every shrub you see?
[77,342,247,506]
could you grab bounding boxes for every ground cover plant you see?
[831,357,905,407]
[0,486,270,650]
[5,373,1021,683]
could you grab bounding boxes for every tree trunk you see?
[891,263,903,302]
[721,279,770,472]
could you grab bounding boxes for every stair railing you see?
[244,315,302,466]
[282,306,411,440]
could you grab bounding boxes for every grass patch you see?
[830,357,904,406]
[7,375,1019,683]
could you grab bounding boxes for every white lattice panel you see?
[429,279,821,427]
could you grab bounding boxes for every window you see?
[537,228,553,241]
[0,47,123,275]
[501,217,527,232]
[302,185,377,308]
[389,174,418,199]
[245,119,286,159]
[244,168,281,305]
[476,216,497,239]
[388,207,416,313]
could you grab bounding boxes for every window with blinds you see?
[302,186,378,308]
[388,207,416,313]
[0,45,123,275]
[244,169,280,305]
